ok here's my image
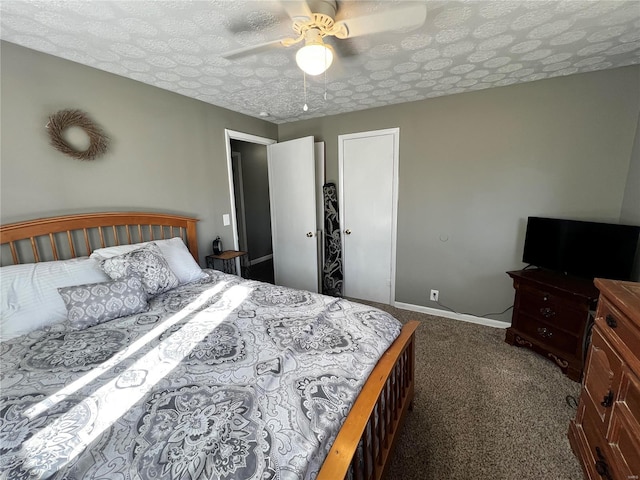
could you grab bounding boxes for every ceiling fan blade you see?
[280,0,312,22]
[326,46,346,79]
[334,2,427,39]
[325,35,361,59]
[221,39,290,60]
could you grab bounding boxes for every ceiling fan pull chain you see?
[324,60,327,101]
[303,72,309,112]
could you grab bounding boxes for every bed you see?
[0,212,417,480]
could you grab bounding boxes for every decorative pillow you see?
[99,243,179,297]
[90,237,205,285]
[0,257,111,341]
[58,277,148,330]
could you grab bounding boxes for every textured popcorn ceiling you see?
[1,1,639,124]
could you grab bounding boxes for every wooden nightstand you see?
[206,250,248,276]
[505,269,599,382]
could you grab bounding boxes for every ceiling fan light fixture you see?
[295,29,333,76]
[296,43,333,75]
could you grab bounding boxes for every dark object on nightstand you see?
[212,236,222,255]
[206,250,248,277]
[505,269,599,382]
[568,279,640,480]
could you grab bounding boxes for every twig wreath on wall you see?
[46,109,109,161]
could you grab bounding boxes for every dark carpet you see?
[358,300,583,480]
[244,259,274,284]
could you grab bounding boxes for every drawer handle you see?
[605,314,617,328]
[537,327,553,338]
[600,390,614,408]
[539,307,556,318]
[594,447,613,479]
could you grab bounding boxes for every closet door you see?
[315,142,325,291]
[267,136,319,292]
[339,128,399,304]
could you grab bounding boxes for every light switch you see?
[223,214,230,226]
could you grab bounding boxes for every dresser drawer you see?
[518,287,589,335]
[570,403,600,480]
[582,328,622,427]
[517,313,579,354]
[581,405,616,479]
[596,298,640,365]
[608,405,640,480]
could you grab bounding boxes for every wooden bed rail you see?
[317,320,419,480]
[0,212,199,265]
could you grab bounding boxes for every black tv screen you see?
[522,217,640,281]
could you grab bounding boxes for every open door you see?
[268,136,319,292]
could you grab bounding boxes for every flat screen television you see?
[522,217,640,281]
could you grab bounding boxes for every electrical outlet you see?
[430,289,439,301]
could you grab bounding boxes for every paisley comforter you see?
[0,270,401,480]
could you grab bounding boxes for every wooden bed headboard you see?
[0,212,199,266]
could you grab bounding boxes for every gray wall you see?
[279,66,640,322]
[620,113,640,280]
[0,41,278,265]
[621,114,640,225]
[2,41,638,322]
[231,140,272,261]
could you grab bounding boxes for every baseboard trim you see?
[393,301,509,329]
[250,254,273,266]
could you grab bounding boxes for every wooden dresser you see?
[568,279,640,480]
[505,269,599,381]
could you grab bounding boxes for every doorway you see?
[224,130,325,292]
[225,130,277,283]
[230,139,275,283]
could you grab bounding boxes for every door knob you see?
[306,232,313,237]
[345,229,351,235]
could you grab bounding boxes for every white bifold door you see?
[267,136,319,293]
[339,128,399,304]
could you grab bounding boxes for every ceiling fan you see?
[222,0,428,76]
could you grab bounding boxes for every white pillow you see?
[89,237,204,285]
[0,257,111,341]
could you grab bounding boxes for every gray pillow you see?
[99,243,179,297]
[58,276,148,330]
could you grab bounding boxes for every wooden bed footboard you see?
[317,320,419,480]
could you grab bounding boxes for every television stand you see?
[505,269,599,382]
